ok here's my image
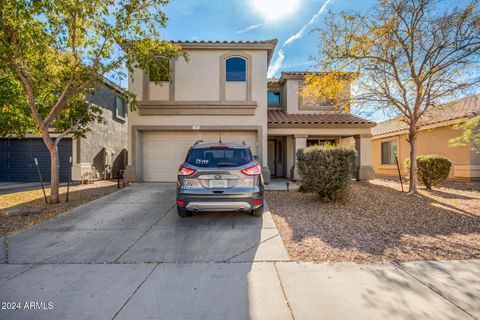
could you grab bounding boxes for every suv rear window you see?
[186,147,253,167]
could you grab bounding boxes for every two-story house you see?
[124,39,375,183]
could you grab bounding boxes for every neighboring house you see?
[372,94,480,181]
[124,39,375,183]
[0,78,128,182]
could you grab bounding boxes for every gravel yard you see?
[0,181,119,236]
[267,179,480,263]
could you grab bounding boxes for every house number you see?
[192,125,200,130]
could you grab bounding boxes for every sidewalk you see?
[1,259,477,319]
[274,259,479,320]
[0,183,478,319]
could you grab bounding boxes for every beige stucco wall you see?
[284,80,299,113]
[149,81,169,100]
[225,82,247,101]
[372,125,477,180]
[127,48,269,178]
[129,67,144,100]
[339,136,355,148]
[174,50,221,101]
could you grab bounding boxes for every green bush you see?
[296,145,356,201]
[405,155,452,189]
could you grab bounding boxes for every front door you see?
[268,138,285,177]
[268,140,276,177]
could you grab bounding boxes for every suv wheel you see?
[249,206,263,217]
[177,207,194,217]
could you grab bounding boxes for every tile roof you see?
[372,94,480,136]
[268,110,375,126]
[173,39,278,45]
[281,71,324,76]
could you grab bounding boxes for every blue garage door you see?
[0,138,72,182]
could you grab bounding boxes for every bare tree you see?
[302,0,480,194]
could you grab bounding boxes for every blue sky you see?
[158,0,372,78]
[116,0,472,120]
[156,0,470,79]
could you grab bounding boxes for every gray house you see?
[0,78,128,182]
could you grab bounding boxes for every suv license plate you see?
[210,179,227,188]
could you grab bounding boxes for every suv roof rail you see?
[194,140,204,145]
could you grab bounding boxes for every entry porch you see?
[267,127,375,182]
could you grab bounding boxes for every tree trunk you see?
[49,144,60,204]
[407,126,418,195]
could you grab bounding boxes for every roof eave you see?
[268,122,375,128]
[172,40,278,67]
[121,39,278,68]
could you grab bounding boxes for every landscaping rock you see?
[2,206,46,217]
[267,179,480,263]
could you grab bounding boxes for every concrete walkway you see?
[0,183,478,319]
[264,178,300,191]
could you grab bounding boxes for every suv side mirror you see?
[253,155,259,162]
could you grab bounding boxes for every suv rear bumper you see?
[177,193,263,212]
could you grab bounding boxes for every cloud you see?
[284,0,332,46]
[267,0,333,77]
[236,23,262,34]
[267,49,285,78]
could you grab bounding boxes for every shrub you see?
[296,145,356,201]
[405,155,452,189]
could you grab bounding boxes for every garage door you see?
[0,138,72,182]
[141,131,258,182]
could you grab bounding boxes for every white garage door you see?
[141,131,258,182]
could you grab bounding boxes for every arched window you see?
[225,57,246,82]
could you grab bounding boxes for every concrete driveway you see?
[1,183,478,320]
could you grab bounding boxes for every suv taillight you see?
[241,164,261,176]
[178,164,196,176]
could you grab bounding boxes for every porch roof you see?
[268,110,375,127]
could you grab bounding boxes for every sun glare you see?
[251,0,299,21]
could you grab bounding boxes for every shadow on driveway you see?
[0,183,291,320]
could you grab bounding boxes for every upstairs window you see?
[226,57,246,82]
[268,91,280,105]
[149,73,169,82]
[381,140,397,165]
[148,57,170,82]
[115,95,126,119]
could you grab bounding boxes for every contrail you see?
[236,23,262,34]
[267,49,285,77]
[268,0,333,77]
[284,0,332,46]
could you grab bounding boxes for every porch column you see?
[292,134,307,180]
[354,134,375,181]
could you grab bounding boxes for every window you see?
[381,141,397,165]
[307,139,336,147]
[148,57,170,82]
[185,147,252,167]
[115,95,126,119]
[149,72,169,82]
[268,91,280,105]
[226,57,246,82]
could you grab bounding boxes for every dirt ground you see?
[0,180,120,237]
[267,179,480,263]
